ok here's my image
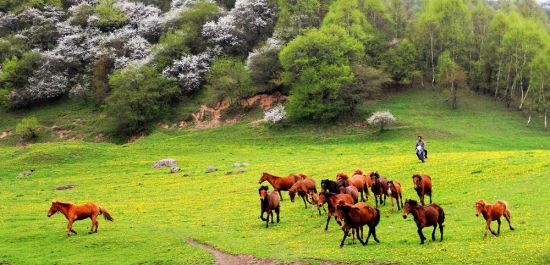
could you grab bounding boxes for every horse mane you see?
[406,199,419,207]
[388,180,394,184]
[259,185,269,194]
[372,171,380,178]
[412,174,421,180]
[336,172,348,179]
[52,200,72,206]
[475,199,486,206]
[353,169,364,175]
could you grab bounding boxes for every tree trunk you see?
[430,31,435,88]
[526,115,531,126]
[545,107,548,131]
[519,84,530,110]
[495,61,501,98]
[380,121,385,131]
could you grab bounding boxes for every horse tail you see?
[437,205,445,225]
[500,200,512,216]
[373,208,381,227]
[100,207,114,221]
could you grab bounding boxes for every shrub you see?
[106,65,180,135]
[1,51,41,91]
[246,41,283,93]
[263,104,286,124]
[15,117,40,141]
[95,0,129,31]
[367,111,396,131]
[204,57,252,104]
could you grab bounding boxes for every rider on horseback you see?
[416,136,428,159]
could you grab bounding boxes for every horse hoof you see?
[88,231,93,234]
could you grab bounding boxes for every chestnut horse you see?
[475,199,515,239]
[387,180,403,211]
[47,200,114,237]
[370,172,388,208]
[412,174,432,205]
[259,172,306,200]
[259,186,280,228]
[289,178,317,208]
[349,169,373,201]
[318,192,354,231]
[336,202,381,248]
[402,199,445,244]
[308,191,327,217]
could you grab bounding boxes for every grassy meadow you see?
[1,88,549,264]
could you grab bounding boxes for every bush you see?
[246,42,283,93]
[106,65,179,135]
[15,117,40,141]
[367,111,396,131]
[204,57,252,104]
[95,0,129,31]
[263,104,286,124]
[1,51,41,91]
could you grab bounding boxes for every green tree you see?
[204,57,253,104]
[1,51,41,92]
[105,66,179,135]
[279,25,363,120]
[381,38,419,85]
[437,51,467,109]
[95,0,129,32]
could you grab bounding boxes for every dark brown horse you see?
[318,192,354,231]
[475,199,514,239]
[412,174,432,205]
[259,186,280,228]
[369,172,388,208]
[336,202,381,248]
[259,172,306,200]
[289,178,317,208]
[47,200,114,237]
[402,199,445,244]
[387,180,404,211]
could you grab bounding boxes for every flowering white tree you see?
[367,111,396,131]
[162,50,215,91]
[114,0,162,41]
[202,0,275,54]
[263,104,286,124]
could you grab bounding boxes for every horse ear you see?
[51,200,58,204]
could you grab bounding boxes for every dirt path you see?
[186,239,346,265]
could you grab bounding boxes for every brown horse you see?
[47,200,114,237]
[369,172,388,208]
[289,178,317,208]
[308,191,327,217]
[318,192,354,231]
[387,180,404,211]
[339,185,359,204]
[412,174,432,205]
[259,186,280,228]
[402,199,445,244]
[475,199,514,239]
[336,201,381,248]
[351,169,373,201]
[259,172,306,200]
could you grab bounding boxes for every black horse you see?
[321,179,341,193]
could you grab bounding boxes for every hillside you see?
[0,88,549,264]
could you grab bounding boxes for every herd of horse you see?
[258,170,515,247]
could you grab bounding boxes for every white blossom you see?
[264,104,286,124]
[162,51,215,91]
[367,111,396,131]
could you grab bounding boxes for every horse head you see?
[259,172,271,184]
[474,199,486,217]
[387,181,394,195]
[402,199,418,219]
[48,200,59,217]
[412,174,422,190]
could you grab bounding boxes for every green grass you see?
[0,88,549,264]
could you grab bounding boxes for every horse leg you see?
[66,220,76,237]
[439,221,444,241]
[420,194,425,206]
[432,224,437,241]
[277,190,283,201]
[339,227,349,248]
[372,225,380,243]
[497,218,501,235]
[383,194,386,205]
[270,210,274,224]
[375,195,379,208]
[360,190,365,202]
[364,226,372,245]
[418,227,426,244]
[90,215,98,233]
[504,212,514,230]
[400,193,404,210]
[429,192,432,204]
[276,207,280,223]
[302,195,308,209]
[390,196,394,211]
[325,213,332,231]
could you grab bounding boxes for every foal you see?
[475,199,515,239]
[259,186,280,228]
[402,199,445,244]
[387,180,404,211]
[47,200,114,237]
[308,191,326,217]
[412,174,432,205]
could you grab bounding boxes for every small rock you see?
[17,169,35,178]
[206,166,217,173]
[236,169,245,174]
[232,162,241,167]
[242,162,250,167]
[226,170,233,175]
[153,158,177,168]
[55,184,78,190]
[170,167,181,173]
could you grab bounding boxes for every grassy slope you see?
[0,88,549,264]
